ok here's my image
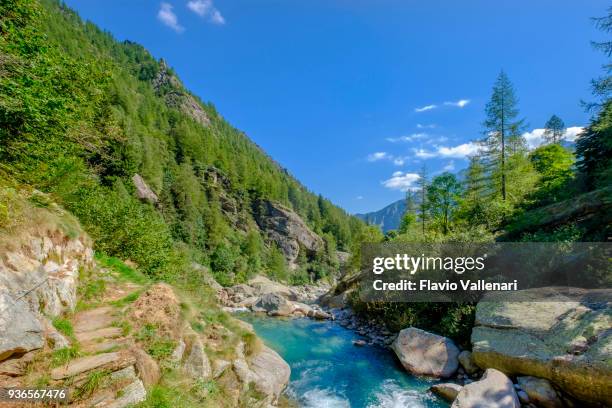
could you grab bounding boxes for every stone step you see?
[74,307,113,321]
[74,313,115,334]
[51,352,122,380]
[76,327,122,343]
[81,339,126,354]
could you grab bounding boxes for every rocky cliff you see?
[254,200,323,269]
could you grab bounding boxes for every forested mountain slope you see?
[0,0,366,284]
[356,199,405,232]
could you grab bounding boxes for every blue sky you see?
[65,0,609,214]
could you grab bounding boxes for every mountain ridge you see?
[355,199,406,232]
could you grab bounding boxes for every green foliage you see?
[266,245,289,282]
[543,114,565,144]
[529,143,575,204]
[95,252,149,284]
[576,101,612,190]
[426,172,462,234]
[0,0,365,285]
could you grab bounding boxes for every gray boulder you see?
[517,376,563,408]
[0,290,44,361]
[254,293,293,316]
[458,350,479,375]
[471,289,612,406]
[451,368,520,408]
[391,327,460,378]
[430,383,462,402]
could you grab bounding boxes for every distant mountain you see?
[356,199,406,232]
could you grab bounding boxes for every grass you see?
[52,317,75,341]
[95,252,149,284]
[111,290,142,308]
[135,323,176,360]
[51,346,80,367]
[112,320,132,337]
[74,369,110,399]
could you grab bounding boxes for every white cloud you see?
[367,152,408,166]
[413,142,482,160]
[187,0,225,24]
[444,99,470,108]
[443,161,456,171]
[413,148,437,159]
[356,195,364,200]
[382,171,421,192]
[210,9,225,24]
[367,152,389,162]
[386,133,428,143]
[437,142,481,158]
[415,104,437,113]
[522,126,585,149]
[158,3,184,32]
[417,123,436,129]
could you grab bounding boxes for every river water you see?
[240,314,448,408]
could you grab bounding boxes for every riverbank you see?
[240,314,447,408]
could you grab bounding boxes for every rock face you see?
[254,200,323,268]
[451,368,520,408]
[0,226,92,364]
[0,291,44,361]
[0,235,93,318]
[471,289,612,406]
[516,376,563,408]
[248,345,291,403]
[132,174,159,204]
[391,327,460,378]
[183,338,212,380]
[232,342,290,406]
[153,60,210,127]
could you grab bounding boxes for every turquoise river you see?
[240,315,449,408]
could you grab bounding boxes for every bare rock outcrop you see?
[471,288,612,406]
[132,174,159,204]
[153,60,210,127]
[254,200,323,269]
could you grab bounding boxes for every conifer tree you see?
[417,166,428,235]
[482,71,525,201]
[543,115,565,144]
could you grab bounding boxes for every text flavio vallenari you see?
[371,254,518,292]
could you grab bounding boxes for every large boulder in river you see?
[471,288,612,406]
[253,293,294,316]
[451,368,519,408]
[254,200,322,268]
[391,327,460,378]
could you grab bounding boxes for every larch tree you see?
[482,71,525,201]
[543,115,566,144]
